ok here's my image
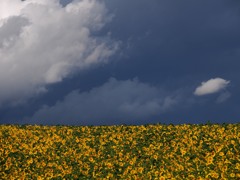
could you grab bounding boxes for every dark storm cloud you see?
[25,78,181,125]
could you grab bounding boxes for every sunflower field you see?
[0,123,239,179]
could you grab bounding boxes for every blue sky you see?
[0,0,239,125]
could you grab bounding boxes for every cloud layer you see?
[26,78,178,125]
[0,0,117,106]
[194,78,230,96]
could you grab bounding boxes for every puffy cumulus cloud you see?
[26,78,178,125]
[0,0,118,106]
[194,78,230,96]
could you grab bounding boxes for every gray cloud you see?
[0,0,118,107]
[216,91,231,103]
[26,78,178,125]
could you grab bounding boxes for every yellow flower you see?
[211,172,219,178]
[230,173,235,178]
[207,156,213,165]
[27,158,33,165]
[159,176,165,180]
[138,167,144,173]
[119,162,124,167]
[153,154,158,160]
[236,163,240,170]
[236,173,240,178]
[118,152,123,157]
[37,176,44,180]
[106,173,113,178]
[219,152,224,156]
[178,164,184,171]
[89,157,94,162]
[180,148,186,156]
[129,160,134,165]
[130,169,137,175]
[188,174,195,178]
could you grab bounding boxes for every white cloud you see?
[194,78,230,96]
[0,0,118,106]
[26,78,178,125]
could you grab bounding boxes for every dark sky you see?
[0,0,239,125]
